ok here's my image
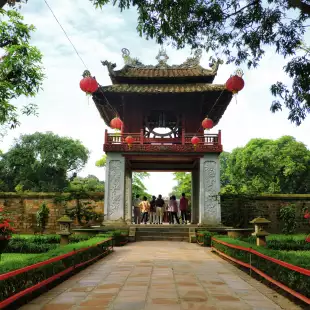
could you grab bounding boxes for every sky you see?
[1,0,310,196]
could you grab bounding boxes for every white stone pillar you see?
[104,153,126,223]
[199,154,221,225]
[191,169,199,224]
[124,168,132,224]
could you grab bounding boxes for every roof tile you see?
[101,84,227,93]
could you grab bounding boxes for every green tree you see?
[67,175,104,192]
[95,155,150,198]
[170,172,191,200]
[222,136,310,194]
[0,8,44,134]
[93,0,310,125]
[0,132,89,192]
[132,172,150,199]
[95,154,106,168]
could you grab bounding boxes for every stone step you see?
[136,231,189,235]
[136,228,189,232]
[136,230,189,234]
[136,236,188,241]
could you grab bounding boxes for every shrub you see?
[279,204,297,234]
[212,236,310,298]
[0,237,113,303]
[111,230,128,246]
[196,231,217,247]
[4,240,57,253]
[69,234,93,243]
[36,203,50,234]
[242,234,310,251]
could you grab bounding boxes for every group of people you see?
[132,193,189,225]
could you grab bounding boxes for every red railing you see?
[105,129,221,146]
[211,237,310,305]
[0,238,113,309]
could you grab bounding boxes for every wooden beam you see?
[0,0,8,8]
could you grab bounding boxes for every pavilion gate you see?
[91,47,234,226]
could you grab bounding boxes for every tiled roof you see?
[100,83,226,93]
[113,66,215,78]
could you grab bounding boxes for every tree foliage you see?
[0,9,44,134]
[168,136,310,196]
[67,175,104,192]
[92,0,310,124]
[132,172,150,199]
[170,172,191,200]
[95,155,150,198]
[0,132,89,192]
[95,154,106,167]
[222,136,310,194]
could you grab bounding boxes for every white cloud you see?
[1,0,310,196]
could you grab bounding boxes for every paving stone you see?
[19,241,297,310]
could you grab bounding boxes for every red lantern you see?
[202,117,214,130]
[191,136,200,149]
[125,136,134,148]
[80,70,98,94]
[226,69,244,94]
[110,117,123,130]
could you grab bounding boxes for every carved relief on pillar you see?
[107,160,122,218]
[202,160,220,224]
[124,170,130,221]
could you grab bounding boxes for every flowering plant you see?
[0,208,15,240]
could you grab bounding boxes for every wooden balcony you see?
[103,129,222,153]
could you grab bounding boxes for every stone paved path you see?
[19,242,299,310]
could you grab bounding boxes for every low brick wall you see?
[0,192,104,234]
[1,193,310,234]
[221,194,310,233]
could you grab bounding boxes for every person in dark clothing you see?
[179,193,189,224]
[155,194,165,224]
[133,194,141,224]
[149,196,156,224]
[168,196,173,224]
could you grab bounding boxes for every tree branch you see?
[225,0,260,18]
[287,0,310,16]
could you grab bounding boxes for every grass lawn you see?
[0,253,38,264]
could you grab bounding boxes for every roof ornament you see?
[122,48,132,65]
[121,48,144,67]
[209,57,224,74]
[179,49,203,68]
[235,68,244,77]
[155,46,169,68]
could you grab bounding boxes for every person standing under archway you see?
[155,194,165,224]
[179,193,188,224]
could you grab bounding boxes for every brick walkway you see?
[19,242,296,310]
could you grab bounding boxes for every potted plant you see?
[0,208,15,257]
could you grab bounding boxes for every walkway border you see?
[211,237,310,305]
[0,238,113,309]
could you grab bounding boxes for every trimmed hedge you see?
[196,231,217,247]
[106,230,128,246]
[212,236,310,298]
[242,234,310,251]
[0,237,113,302]
[5,235,97,253]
